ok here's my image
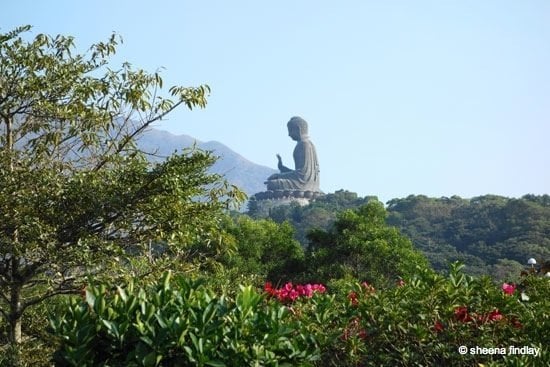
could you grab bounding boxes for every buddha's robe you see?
[266,138,320,192]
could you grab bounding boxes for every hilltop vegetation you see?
[249,190,550,280]
[386,194,550,277]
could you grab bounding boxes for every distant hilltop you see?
[137,128,276,197]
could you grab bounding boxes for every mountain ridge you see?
[137,128,276,197]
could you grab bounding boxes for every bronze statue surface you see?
[264,116,320,194]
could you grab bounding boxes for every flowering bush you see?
[50,263,550,367]
[321,263,549,366]
[263,281,326,303]
[452,306,520,327]
[286,263,549,366]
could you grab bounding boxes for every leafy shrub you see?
[50,264,550,367]
[50,272,320,366]
[260,263,550,367]
[312,263,549,366]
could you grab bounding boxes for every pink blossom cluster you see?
[501,282,516,295]
[436,284,521,332]
[451,306,521,329]
[454,306,505,323]
[264,281,326,303]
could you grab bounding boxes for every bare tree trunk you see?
[9,265,23,344]
[9,312,22,344]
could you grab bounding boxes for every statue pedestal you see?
[253,190,323,201]
[248,190,323,217]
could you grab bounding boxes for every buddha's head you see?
[287,116,308,141]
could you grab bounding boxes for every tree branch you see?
[22,286,79,311]
[92,99,184,172]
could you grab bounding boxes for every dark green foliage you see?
[3,23,549,366]
[220,216,306,284]
[386,194,550,277]
[305,201,430,287]
[328,264,550,366]
[254,191,550,280]
[250,190,377,245]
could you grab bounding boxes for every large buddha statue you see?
[265,116,320,193]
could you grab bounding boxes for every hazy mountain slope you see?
[137,128,276,196]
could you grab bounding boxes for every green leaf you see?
[85,288,96,308]
[162,271,171,291]
[117,286,128,302]
[142,351,160,367]
[140,336,154,347]
[101,319,119,340]
[205,360,226,367]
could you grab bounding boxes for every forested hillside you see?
[249,191,550,279]
[386,194,550,277]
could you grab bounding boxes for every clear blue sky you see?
[2,0,549,203]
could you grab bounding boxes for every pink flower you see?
[264,281,326,303]
[433,320,444,332]
[502,283,516,295]
[302,284,313,297]
[312,284,326,293]
[486,309,503,322]
[511,318,522,329]
[454,306,473,323]
[264,282,278,297]
[288,289,299,301]
[397,279,405,287]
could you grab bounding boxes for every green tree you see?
[253,190,377,246]
[0,26,243,346]
[222,216,305,284]
[306,201,430,287]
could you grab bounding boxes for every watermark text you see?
[458,345,540,357]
